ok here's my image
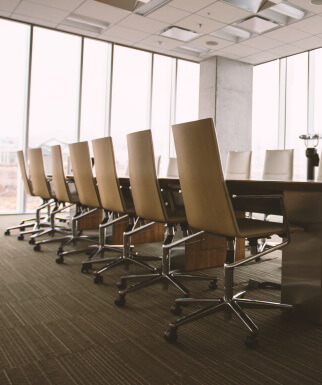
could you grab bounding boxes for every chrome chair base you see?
[164,292,292,348]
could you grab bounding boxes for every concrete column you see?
[199,56,253,169]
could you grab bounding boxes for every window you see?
[252,60,279,178]
[0,20,30,213]
[110,46,152,174]
[80,39,112,143]
[28,27,82,209]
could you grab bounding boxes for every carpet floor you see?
[0,215,321,385]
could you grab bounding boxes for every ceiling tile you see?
[118,14,168,34]
[136,35,181,50]
[169,51,201,62]
[263,26,311,43]
[0,0,21,12]
[0,10,11,16]
[197,1,252,24]
[239,51,279,65]
[27,0,84,12]
[293,35,322,49]
[291,15,322,35]
[11,13,58,27]
[170,0,217,13]
[14,1,69,23]
[133,42,167,54]
[287,0,322,14]
[56,23,99,37]
[100,34,136,46]
[102,25,149,43]
[75,0,130,24]
[214,51,241,60]
[268,44,305,56]
[219,43,259,57]
[175,14,225,35]
[242,35,284,50]
[147,5,189,24]
[188,34,234,51]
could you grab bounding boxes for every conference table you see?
[226,179,322,325]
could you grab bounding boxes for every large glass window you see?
[285,53,308,180]
[80,38,112,143]
[0,20,30,213]
[110,46,152,174]
[27,27,82,209]
[252,60,279,178]
[151,55,174,176]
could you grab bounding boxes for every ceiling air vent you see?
[159,26,200,42]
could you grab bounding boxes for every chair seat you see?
[237,218,287,238]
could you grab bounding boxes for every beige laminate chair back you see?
[17,150,33,196]
[317,151,322,181]
[166,157,178,177]
[172,118,238,238]
[92,137,125,214]
[225,151,252,180]
[263,149,293,180]
[51,145,72,203]
[28,148,52,199]
[127,130,166,222]
[69,141,101,208]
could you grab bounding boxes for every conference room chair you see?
[263,149,294,181]
[225,151,252,180]
[82,136,157,280]
[30,145,81,252]
[4,150,52,238]
[114,129,216,307]
[25,148,71,244]
[125,154,161,177]
[163,118,292,348]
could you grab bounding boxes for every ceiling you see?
[1,0,322,64]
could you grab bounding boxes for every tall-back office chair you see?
[31,145,80,251]
[163,118,292,348]
[114,130,216,307]
[27,147,72,246]
[263,149,293,180]
[4,150,51,237]
[225,151,252,179]
[83,137,157,280]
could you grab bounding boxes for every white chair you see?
[263,149,294,180]
[166,157,178,177]
[317,151,322,181]
[225,151,252,180]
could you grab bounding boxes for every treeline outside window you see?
[0,19,200,213]
[252,51,322,180]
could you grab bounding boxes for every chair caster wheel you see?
[244,335,258,349]
[114,295,126,307]
[116,280,127,290]
[57,248,63,256]
[94,275,103,284]
[56,256,64,264]
[209,280,218,290]
[17,235,24,241]
[170,304,182,316]
[33,244,41,252]
[21,227,25,232]
[29,238,35,245]
[4,230,10,236]
[164,329,178,344]
[255,257,261,262]
[81,263,92,273]
[281,309,293,321]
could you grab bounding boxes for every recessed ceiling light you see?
[210,25,251,42]
[159,26,200,42]
[237,16,279,34]
[135,0,172,16]
[62,14,110,34]
[172,44,210,57]
[268,2,305,19]
[206,41,218,46]
[221,0,264,13]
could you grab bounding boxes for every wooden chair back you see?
[172,118,238,237]
[17,150,33,196]
[51,145,72,203]
[69,141,101,208]
[28,148,51,199]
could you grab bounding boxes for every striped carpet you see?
[0,215,321,385]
